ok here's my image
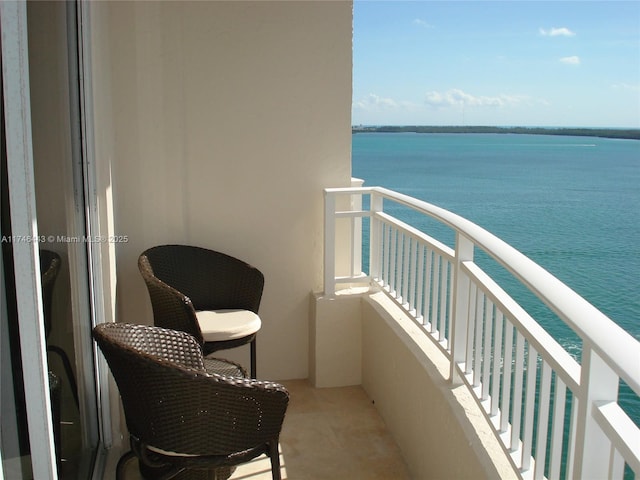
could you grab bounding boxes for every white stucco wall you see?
[310,288,517,478]
[88,1,353,380]
[362,291,517,480]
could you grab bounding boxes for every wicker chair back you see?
[140,244,264,313]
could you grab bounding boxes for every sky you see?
[352,1,640,128]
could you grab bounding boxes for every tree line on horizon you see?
[352,125,640,140]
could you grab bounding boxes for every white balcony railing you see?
[324,186,640,480]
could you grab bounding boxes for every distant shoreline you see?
[352,125,640,141]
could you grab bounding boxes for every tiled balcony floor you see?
[117,379,411,479]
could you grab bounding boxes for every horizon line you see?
[352,125,640,130]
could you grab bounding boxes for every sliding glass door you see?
[1,2,101,478]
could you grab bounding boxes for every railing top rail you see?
[376,211,455,261]
[324,186,640,394]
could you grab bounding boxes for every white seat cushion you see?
[195,309,261,342]
[147,444,197,457]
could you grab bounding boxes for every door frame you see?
[1,2,58,477]
[0,2,113,478]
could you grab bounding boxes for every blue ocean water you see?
[352,132,640,424]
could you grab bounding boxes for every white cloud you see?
[424,89,528,108]
[353,93,398,109]
[353,94,418,112]
[413,18,433,28]
[539,27,576,37]
[612,83,640,92]
[560,56,581,65]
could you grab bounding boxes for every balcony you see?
[110,185,639,480]
[313,185,640,479]
[6,2,637,477]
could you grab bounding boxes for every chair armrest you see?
[121,359,289,457]
[203,357,247,378]
[139,256,205,344]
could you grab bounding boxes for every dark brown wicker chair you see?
[40,249,79,407]
[92,322,289,480]
[138,245,264,378]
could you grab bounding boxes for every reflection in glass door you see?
[27,1,100,477]
[0,1,100,478]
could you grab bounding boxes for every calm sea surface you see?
[352,132,640,423]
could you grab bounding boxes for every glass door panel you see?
[1,2,102,477]
[26,1,99,477]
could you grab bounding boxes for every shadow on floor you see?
[118,380,410,479]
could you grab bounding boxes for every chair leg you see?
[250,338,257,378]
[47,345,80,408]
[116,450,136,480]
[268,439,281,480]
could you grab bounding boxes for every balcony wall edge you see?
[361,291,517,480]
